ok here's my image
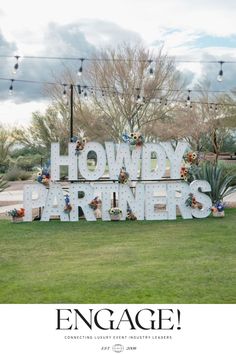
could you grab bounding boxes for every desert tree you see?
[0,124,15,172]
[13,104,70,156]
[34,43,186,143]
[82,44,184,141]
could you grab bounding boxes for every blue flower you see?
[122,133,130,143]
[216,201,224,212]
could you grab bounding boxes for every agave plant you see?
[0,175,8,192]
[194,162,236,204]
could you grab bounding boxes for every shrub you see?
[15,154,43,171]
[19,170,32,181]
[5,166,32,181]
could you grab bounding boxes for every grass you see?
[0,210,235,304]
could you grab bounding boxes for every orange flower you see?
[17,208,25,217]
[180,166,188,177]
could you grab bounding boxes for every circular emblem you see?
[112,344,124,353]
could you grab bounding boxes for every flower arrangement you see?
[8,208,25,222]
[37,168,50,186]
[118,166,129,184]
[109,207,122,215]
[75,137,87,155]
[211,201,225,217]
[185,193,202,209]
[122,132,145,148]
[109,207,122,221]
[180,151,199,183]
[89,196,102,218]
[74,130,87,155]
[64,194,72,214]
[184,151,198,164]
[180,166,189,182]
[126,208,137,220]
[89,196,101,210]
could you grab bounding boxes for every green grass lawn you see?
[0,210,235,304]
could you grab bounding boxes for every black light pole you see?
[70,84,74,142]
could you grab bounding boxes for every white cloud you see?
[0,100,48,126]
[1,0,236,45]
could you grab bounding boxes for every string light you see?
[77,58,84,76]
[2,54,236,65]
[9,79,14,95]
[217,61,224,82]
[1,77,236,108]
[1,55,236,84]
[12,56,20,74]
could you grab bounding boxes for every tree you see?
[13,104,70,156]
[150,81,236,160]
[0,124,15,173]
[79,44,184,141]
[29,43,185,145]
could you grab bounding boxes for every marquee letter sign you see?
[23,141,212,222]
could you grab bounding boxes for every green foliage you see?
[200,132,236,153]
[5,166,32,181]
[15,154,43,171]
[0,175,8,192]
[13,104,69,155]
[220,133,236,153]
[195,162,236,203]
[9,146,45,172]
[0,212,235,303]
[11,145,45,158]
[0,124,15,173]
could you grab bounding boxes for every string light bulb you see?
[77,58,84,76]
[77,85,82,95]
[186,90,191,106]
[136,88,142,103]
[13,56,20,74]
[9,79,14,95]
[62,84,67,99]
[148,59,154,78]
[84,86,88,100]
[217,61,224,82]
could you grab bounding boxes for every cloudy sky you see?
[0,0,236,125]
